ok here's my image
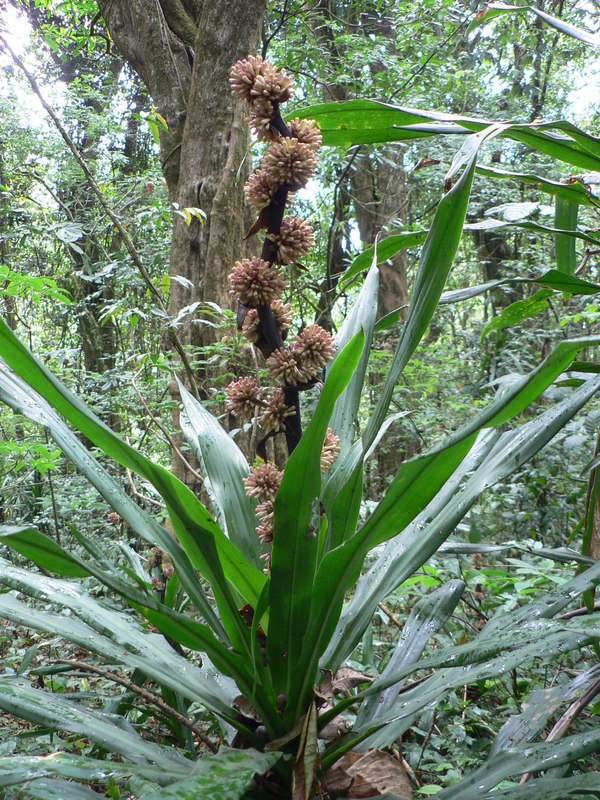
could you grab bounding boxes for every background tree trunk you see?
[96,0,267,488]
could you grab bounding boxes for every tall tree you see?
[95,0,267,485]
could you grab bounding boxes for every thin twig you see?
[387,17,468,102]
[125,467,166,509]
[416,708,438,772]
[131,376,204,483]
[377,602,403,629]
[559,601,600,620]
[519,677,600,784]
[0,35,200,400]
[51,658,218,753]
[576,247,600,277]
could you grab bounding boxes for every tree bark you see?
[97,0,267,487]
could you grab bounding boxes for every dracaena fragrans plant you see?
[3,43,600,799]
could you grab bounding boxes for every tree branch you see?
[51,658,219,753]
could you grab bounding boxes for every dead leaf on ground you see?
[322,749,412,799]
[333,667,374,694]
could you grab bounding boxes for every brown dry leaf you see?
[318,668,334,699]
[333,667,374,693]
[292,701,319,800]
[244,207,270,239]
[413,156,440,171]
[318,712,351,741]
[323,749,412,799]
[321,752,361,796]
[232,695,261,722]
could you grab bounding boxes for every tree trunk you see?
[97,0,267,487]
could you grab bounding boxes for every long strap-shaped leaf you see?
[323,431,499,670]
[178,382,260,566]
[0,556,257,701]
[0,675,189,769]
[142,747,282,800]
[321,609,600,737]
[554,196,579,275]
[0,753,184,789]
[11,778,107,800]
[434,729,600,799]
[470,3,600,48]
[328,369,600,668]
[267,332,365,696]
[0,362,226,637]
[0,319,265,651]
[491,664,600,757]
[329,264,379,455]
[476,164,597,205]
[355,580,464,730]
[363,125,500,449]
[294,100,600,171]
[335,623,600,757]
[0,589,237,720]
[292,374,600,719]
[470,773,600,800]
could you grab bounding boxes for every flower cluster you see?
[228,258,286,308]
[272,217,314,264]
[225,376,261,420]
[230,55,294,107]
[244,462,283,545]
[321,428,340,472]
[242,300,292,344]
[226,56,340,567]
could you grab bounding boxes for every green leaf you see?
[0,753,180,788]
[322,611,600,764]
[178,382,260,566]
[15,778,107,800]
[364,126,491,449]
[0,319,264,651]
[323,431,500,671]
[434,730,600,799]
[0,526,90,578]
[267,332,365,702]
[143,747,281,800]
[292,101,470,147]
[476,164,598,206]
[0,568,240,721]
[314,361,600,679]
[470,3,600,47]
[342,231,427,285]
[439,268,600,306]
[0,675,190,770]
[329,262,379,455]
[296,100,600,171]
[1,558,257,704]
[491,664,600,756]
[465,215,599,249]
[470,773,600,799]
[554,198,579,275]
[341,627,600,759]
[356,580,464,738]
[481,289,552,340]
[0,359,224,636]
